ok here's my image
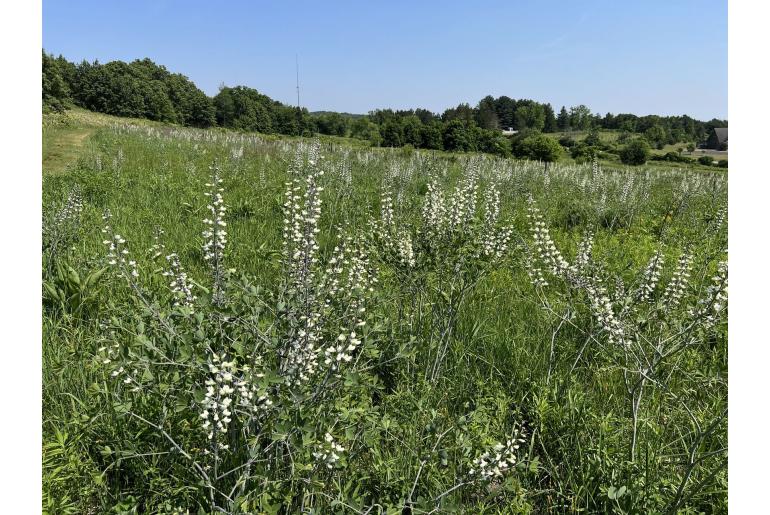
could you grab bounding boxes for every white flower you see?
[313,432,345,469]
[200,353,237,447]
[469,432,525,481]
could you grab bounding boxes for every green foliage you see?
[68,57,216,126]
[515,103,546,132]
[442,119,478,152]
[619,139,651,165]
[350,117,382,146]
[644,125,668,149]
[419,121,444,150]
[43,50,72,112]
[477,129,512,157]
[543,103,557,133]
[43,262,106,318]
[312,111,350,136]
[570,142,598,163]
[569,105,593,130]
[558,134,576,148]
[401,115,423,147]
[698,155,715,166]
[43,429,104,514]
[652,151,695,164]
[213,85,287,133]
[583,129,601,147]
[557,106,570,131]
[42,111,728,514]
[518,133,562,163]
[164,73,217,127]
[381,117,405,147]
[475,95,500,130]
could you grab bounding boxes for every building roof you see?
[713,128,728,144]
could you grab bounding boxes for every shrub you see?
[478,129,512,157]
[519,134,562,163]
[651,151,693,164]
[570,142,598,163]
[583,130,601,147]
[718,159,728,168]
[619,139,651,165]
[698,155,714,166]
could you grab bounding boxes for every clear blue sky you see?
[43,0,727,121]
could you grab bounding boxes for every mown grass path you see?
[42,126,94,174]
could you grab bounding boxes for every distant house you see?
[706,128,728,150]
[501,127,518,136]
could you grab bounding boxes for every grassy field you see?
[42,110,727,514]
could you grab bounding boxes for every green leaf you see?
[43,282,62,302]
[84,267,107,288]
[66,266,81,287]
[344,371,360,387]
[113,401,132,414]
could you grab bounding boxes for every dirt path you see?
[42,127,95,174]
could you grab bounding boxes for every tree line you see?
[43,51,726,162]
[44,52,217,127]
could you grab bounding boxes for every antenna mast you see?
[295,54,300,108]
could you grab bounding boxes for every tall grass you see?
[42,116,727,514]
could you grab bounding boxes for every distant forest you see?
[43,51,727,160]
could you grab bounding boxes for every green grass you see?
[42,110,727,514]
[43,123,93,174]
[546,129,620,143]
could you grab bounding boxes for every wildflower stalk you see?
[202,163,228,306]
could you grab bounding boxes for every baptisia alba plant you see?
[95,144,384,512]
[95,144,527,513]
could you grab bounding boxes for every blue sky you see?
[43,0,727,120]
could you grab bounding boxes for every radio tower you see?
[295,54,300,108]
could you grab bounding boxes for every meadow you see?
[42,110,727,514]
